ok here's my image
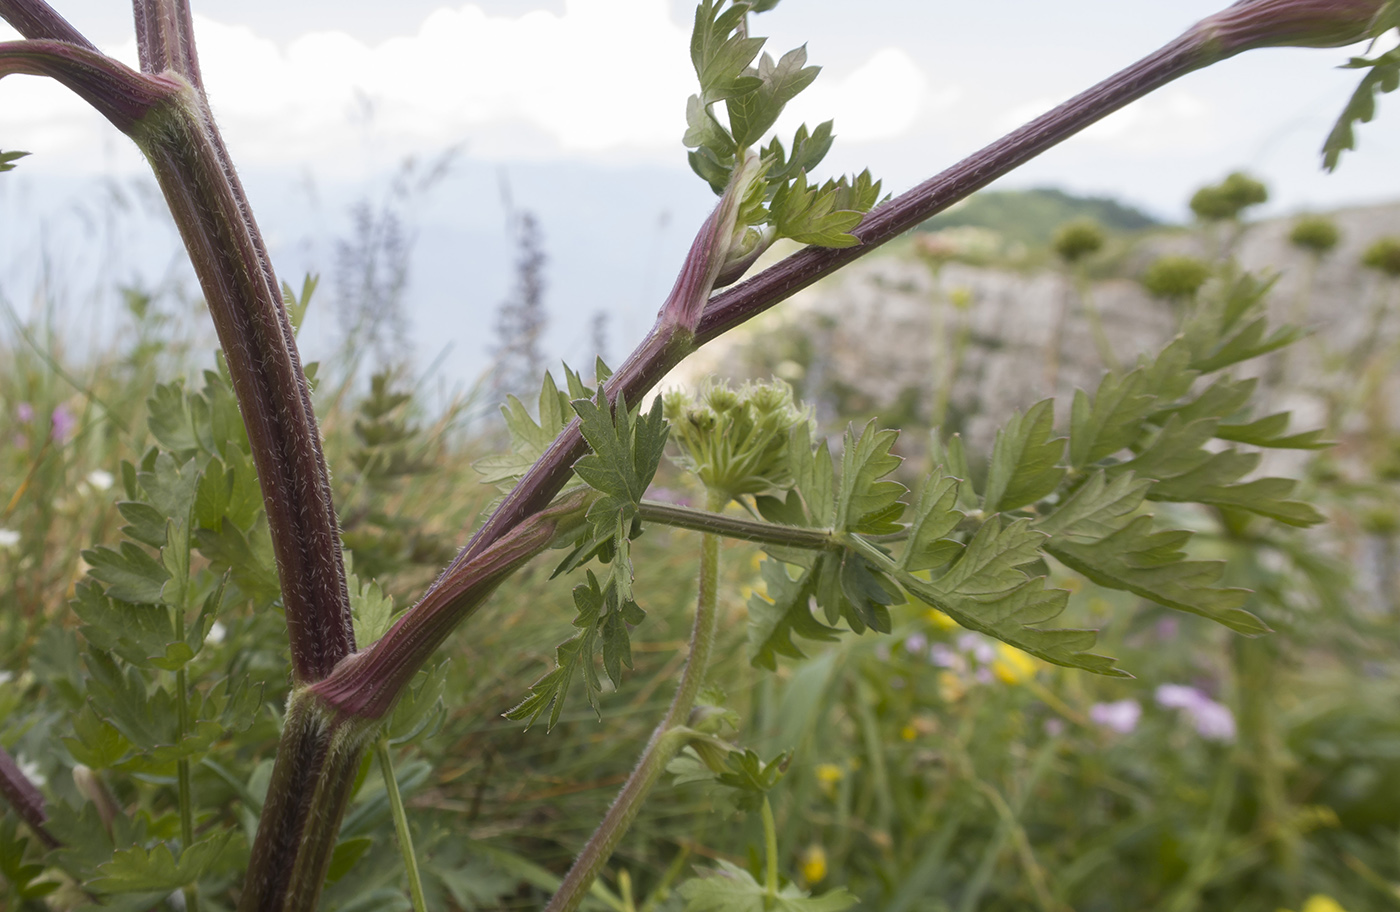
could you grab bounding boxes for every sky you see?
[2,1,1399,387]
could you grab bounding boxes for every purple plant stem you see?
[134,0,205,91]
[316,24,1219,720]
[0,744,58,849]
[0,0,96,48]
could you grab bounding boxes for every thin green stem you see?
[544,493,726,912]
[173,576,200,912]
[761,796,779,901]
[637,499,835,550]
[377,737,428,912]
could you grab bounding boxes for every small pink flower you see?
[1089,699,1142,734]
[16,402,34,423]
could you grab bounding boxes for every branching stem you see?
[543,492,726,912]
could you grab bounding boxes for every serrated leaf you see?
[900,470,964,572]
[195,515,280,607]
[837,549,896,633]
[747,560,839,670]
[83,542,170,606]
[349,562,397,649]
[836,421,904,534]
[726,46,820,147]
[788,423,835,527]
[90,831,233,893]
[868,518,1125,676]
[1215,412,1331,449]
[145,382,202,455]
[1046,515,1265,634]
[935,517,1045,597]
[63,705,133,770]
[678,860,858,912]
[982,400,1065,513]
[1323,45,1400,171]
[117,501,168,549]
[762,120,834,187]
[691,0,767,104]
[1035,471,1151,543]
[72,580,175,669]
[601,597,645,687]
[1156,477,1324,527]
[0,816,56,899]
[505,571,607,730]
[136,454,199,524]
[475,372,571,487]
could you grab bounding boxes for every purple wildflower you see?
[1089,699,1142,734]
[1156,684,1235,742]
[16,402,33,423]
[904,633,928,654]
[928,643,963,670]
[50,405,76,443]
[1155,684,1208,710]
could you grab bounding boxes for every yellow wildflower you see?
[800,846,828,885]
[900,724,918,741]
[815,763,843,797]
[991,642,1038,685]
[1278,896,1349,912]
[938,670,966,703]
[925,608,958,631]
[1301,897,1348,912]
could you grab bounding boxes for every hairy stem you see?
[0,745,58,849]
[544,493,725,912]
[377,737,428,912]
[316,0,1326,728]
[236,697,368,912]
[637,499,836,550]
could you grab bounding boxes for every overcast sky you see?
[2,1,1399,382]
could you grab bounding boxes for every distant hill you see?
[919,187,1165,248]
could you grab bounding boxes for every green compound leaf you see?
[505,571,607,731]
[1035,471,1267,633]
[475,371,571,488]
[1069,349,1185,470]
[747,559,839,670]
[1323,43,1400,171]
[762,120,834,188]
[982,399,1065,513]
[769,169,867,248]
[1047,516,1265,635]
[879,517,1125,677]
[727,46,820,148]
[691,0,766,105]
[90,830,233,893]
[678,860,858,912]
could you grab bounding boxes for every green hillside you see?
[919,187,1165,247]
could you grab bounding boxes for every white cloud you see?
[0,2,934,174]
[996,90,1211,151]
[780,47,935,144]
